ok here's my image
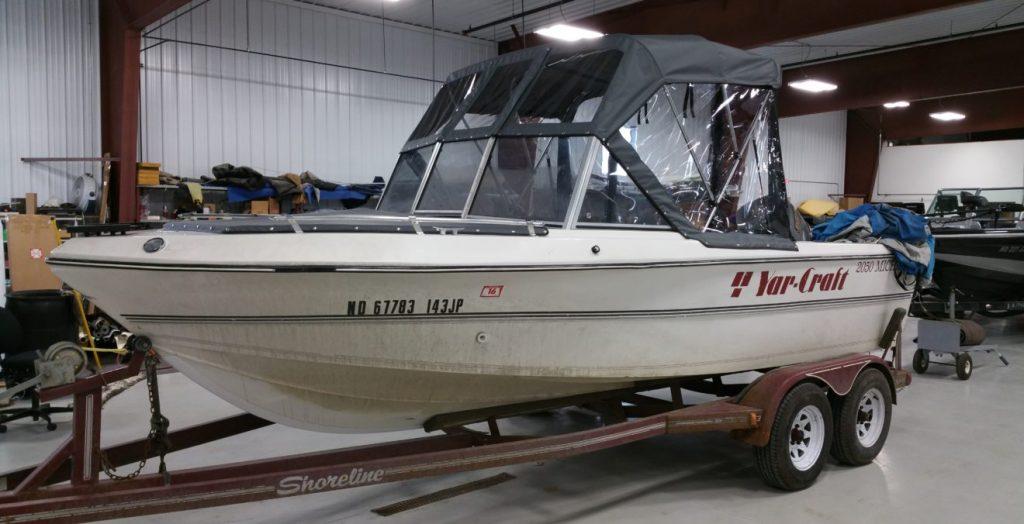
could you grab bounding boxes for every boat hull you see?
[932,232,1024,302]
[50,230,911,432]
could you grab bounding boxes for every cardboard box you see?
[250,199,279,215]
[137,171,158,186]
[251,200,270,215]
[838,196,864,210]
[137,161,161,186]
[6,214,61,292]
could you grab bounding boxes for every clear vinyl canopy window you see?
[621,83,786,236]
[454,61,532,130]
[515,50,623,125]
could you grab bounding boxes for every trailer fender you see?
[731,355,888,447]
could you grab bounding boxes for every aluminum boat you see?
[49,35,913,432]
[925,187,1024,316]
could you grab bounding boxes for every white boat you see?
[49,35,913,433]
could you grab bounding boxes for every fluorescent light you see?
[883,100,910,109]
[788,79,837,93]
[788,79,838,93]
[535,24,604,42]
[930,111,966,122]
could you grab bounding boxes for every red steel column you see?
[844,108,882,202]
[99,1,141,222]
[99,0,189,222]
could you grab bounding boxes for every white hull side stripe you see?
[47,253,893,273]
[123,292,913,323]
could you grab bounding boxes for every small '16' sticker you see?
[480,285,503,298]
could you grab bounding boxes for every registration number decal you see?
[346,298,464,316]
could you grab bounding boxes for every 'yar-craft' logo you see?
[731,268,849,298]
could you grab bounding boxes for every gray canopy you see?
[402,34,782,152]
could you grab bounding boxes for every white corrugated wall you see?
[779,111,847,205]
[140,0,496,183]
[0,0,101,205]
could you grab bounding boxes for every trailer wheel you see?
[912,349,929,374]
[830,369,892,466]
[753,383,833,491]
[955,353,973,380]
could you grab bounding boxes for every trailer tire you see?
[831,369,892,466]
[956,353,973,380]
[753,383,833,491]
[912,349,929,374]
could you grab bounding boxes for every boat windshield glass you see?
[468,137,590,223]
[408,73,480,140]
[378,147,433,213]
[515,50,622,124]
[416,140,489,213]
[927,189,968,215]
[928,188,1024,215]
[978,188,1024,207]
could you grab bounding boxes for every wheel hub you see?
[855,388,885,447]
[788,405,825,471]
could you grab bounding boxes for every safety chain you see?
[98,351,173,483]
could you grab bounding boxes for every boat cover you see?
[387,35,799,250]
[813,204,935,278]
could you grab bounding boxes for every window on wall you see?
[455,61,532,130]
[378,147,434,213]
[415,140,489,212]
[516,50,623,125]
[469,137,591,223]
[408,73,480,140]
[577,145,666,227]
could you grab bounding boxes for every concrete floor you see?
[2,317,1022,523]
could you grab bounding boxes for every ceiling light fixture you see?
[787,79,838,93]
[929,111,966,122]
[535,24,604,42]
[883,100,910,109]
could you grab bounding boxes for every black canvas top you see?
[402,34,782,151]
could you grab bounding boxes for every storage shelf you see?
[138,184,227,191]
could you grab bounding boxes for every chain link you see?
[98,352,172,482]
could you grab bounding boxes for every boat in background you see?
[921,187,1024,317]
[49,35,913,433]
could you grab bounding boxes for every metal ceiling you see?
[292,0,640,41]
[752,0,1024,66]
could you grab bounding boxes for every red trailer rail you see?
[0,310,909,523]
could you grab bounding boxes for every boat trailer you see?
[0,310,910,523]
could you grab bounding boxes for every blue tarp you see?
[228,183,377,205]
[304,185,371,205]
[227,183,276,203]
[813,203,935,278]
